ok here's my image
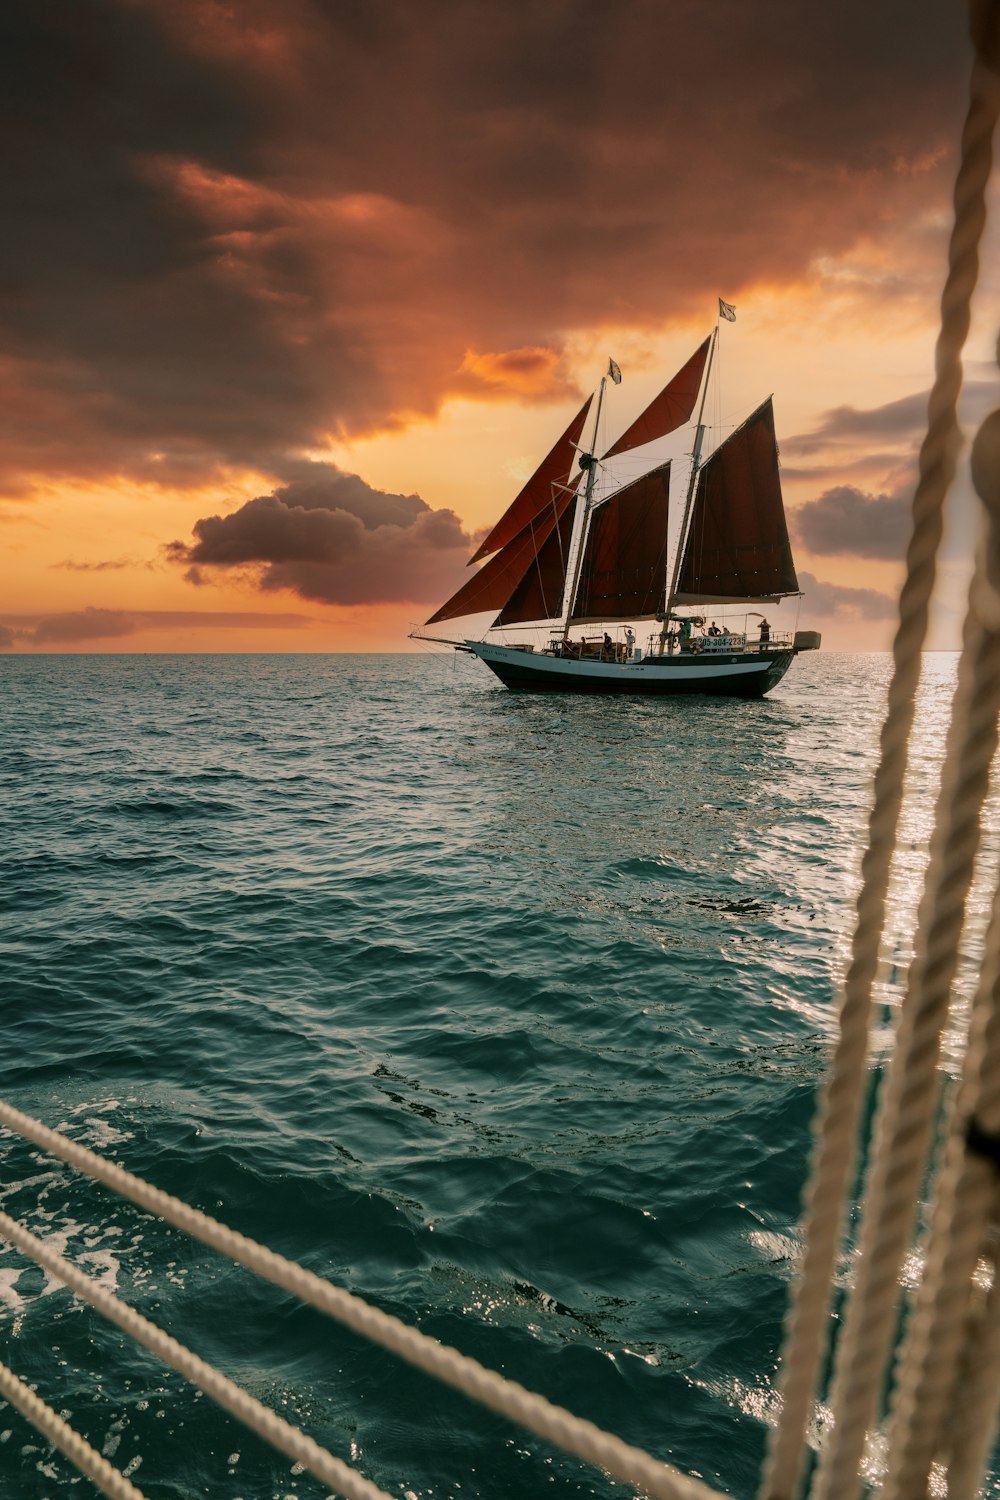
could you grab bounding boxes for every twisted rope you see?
[879,873,1000,1500]
[880,396,1000,1500]
[0,1208,396,1500]
[0,1359,148,1500]
[0,1101,722,1500]
[940,1240,1000,1500]
[759,27,1000,1500]
[810,607,1000,1500]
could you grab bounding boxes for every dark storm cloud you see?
[260,468,431,531]
[0,0,971,493]
[0,608,313,646]
[793,484,911,559]
[783,381,997,459]
[0,0,400,497]
[782,393,932,457]
[169,464,477,605]
[799,570,897,620]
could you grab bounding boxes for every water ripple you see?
[0,650,995,1500]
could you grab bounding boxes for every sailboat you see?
[415,307,820,696]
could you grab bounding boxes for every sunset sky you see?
[3,0,998,653]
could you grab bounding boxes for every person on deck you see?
[758,618,771,649]
[602,632,613,661]
[678,618,693,651]
[707,622,721,636]
[625,627,636,657]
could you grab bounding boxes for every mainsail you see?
[467,395,593,564]
[602,339,710,458]
[673,398,798,605]
[569,463,671,623]
[426,489,574,625]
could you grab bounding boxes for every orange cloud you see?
[456,346,578,399]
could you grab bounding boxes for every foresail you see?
[494,491,577,625]
[674,398,798,604]
[602,339,710,459]
[568,463,671,623]
[426,490,574,625]
[467,395,592,564]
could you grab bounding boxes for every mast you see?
[659,324,720,648]
[560,375,608,640]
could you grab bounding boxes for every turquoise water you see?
[0,651,992,1500]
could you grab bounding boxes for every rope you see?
[759,21,1000,1500]
[879,872,1000,1500]
[879,401,1000,1498]
[0,1101,722,1500]
[940,1244,1000,1500]
[810,608,1000,1500]
[0,1207,396,1500]
[0,1358,149,1500]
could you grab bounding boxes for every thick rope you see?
[879,388,1000,1500]
[0,1358,149,1500]
[0,1102,722,1500]
[759,29,1000,1500]
[809,604,1000,1500]
[940,1242,1000,1500]
[879,872,1000,1500]
[0,1208,396,1500]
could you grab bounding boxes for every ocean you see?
[1,650,995,1500]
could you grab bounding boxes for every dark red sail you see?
[468,395,592,564]
[568,463,671,623]
[494,493,577,625]
[602,339,709,458]
[426,490,574,625]
[674,398,799,604]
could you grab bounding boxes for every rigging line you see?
[825,252,1000,1500]
[0,1208,396,1500]
[530,504,553,620]
[941,1242,1000,1500]
[0,1359,148,1500]
[0,1099,723,1500]
[758,22,1000,1500]
[552,483,569,587]
[879,854,1000,1500]
[810,608,1000,1500]
[944,363,1000,1500]
[712,320,723,465]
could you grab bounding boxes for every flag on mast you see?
[719,298,737,322]
[607,358,622,384]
